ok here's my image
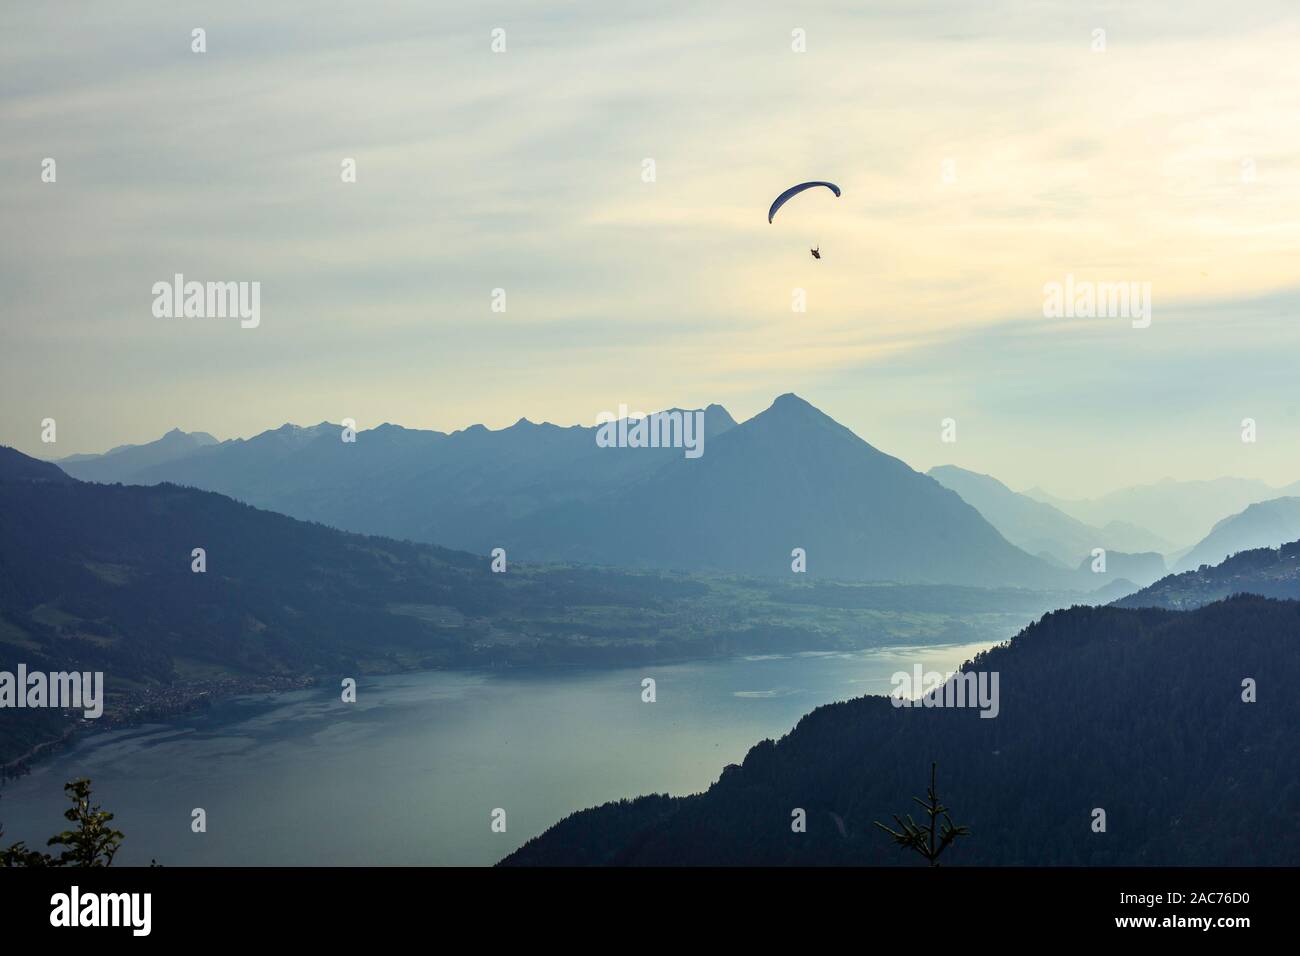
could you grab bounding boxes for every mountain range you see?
[53,395,1087,589]
[44,394,1300,592]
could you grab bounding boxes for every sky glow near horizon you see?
[3,1,1299,497]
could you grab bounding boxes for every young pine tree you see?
[873,762,970,866]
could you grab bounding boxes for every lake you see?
[0,640,995,865]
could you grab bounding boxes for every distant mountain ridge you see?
[56,427,218,480]
[1173,497,1300,572]
[928,465,1169,575]
[48,395,1082,589]
[1023,477,1289,550]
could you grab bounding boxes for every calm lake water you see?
[0,641,994,866]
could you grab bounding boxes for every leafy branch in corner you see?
[873,762,970,866]
[0,778,125,867]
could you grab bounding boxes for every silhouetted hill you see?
[0,446,74,484]
[1115,540,1300,610]
[501,594,1298,865]
[1174,498,1300,572]
[1,472,510,682]
[62,396,1073,588]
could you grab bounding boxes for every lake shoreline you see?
[0,634,1002,789]
[0,638,1002,866]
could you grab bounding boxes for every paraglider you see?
[767,181,841,224]
[769,181,840,258]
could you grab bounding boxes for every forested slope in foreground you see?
[503,595,1299,866]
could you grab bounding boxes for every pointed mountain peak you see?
[763,393,828,420]
[734,393,895,461]
[772,392,814,409]
[755,393,837,427]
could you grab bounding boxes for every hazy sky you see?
[3,1,1299,497]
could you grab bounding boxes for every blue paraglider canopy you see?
[768,181,841,223]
